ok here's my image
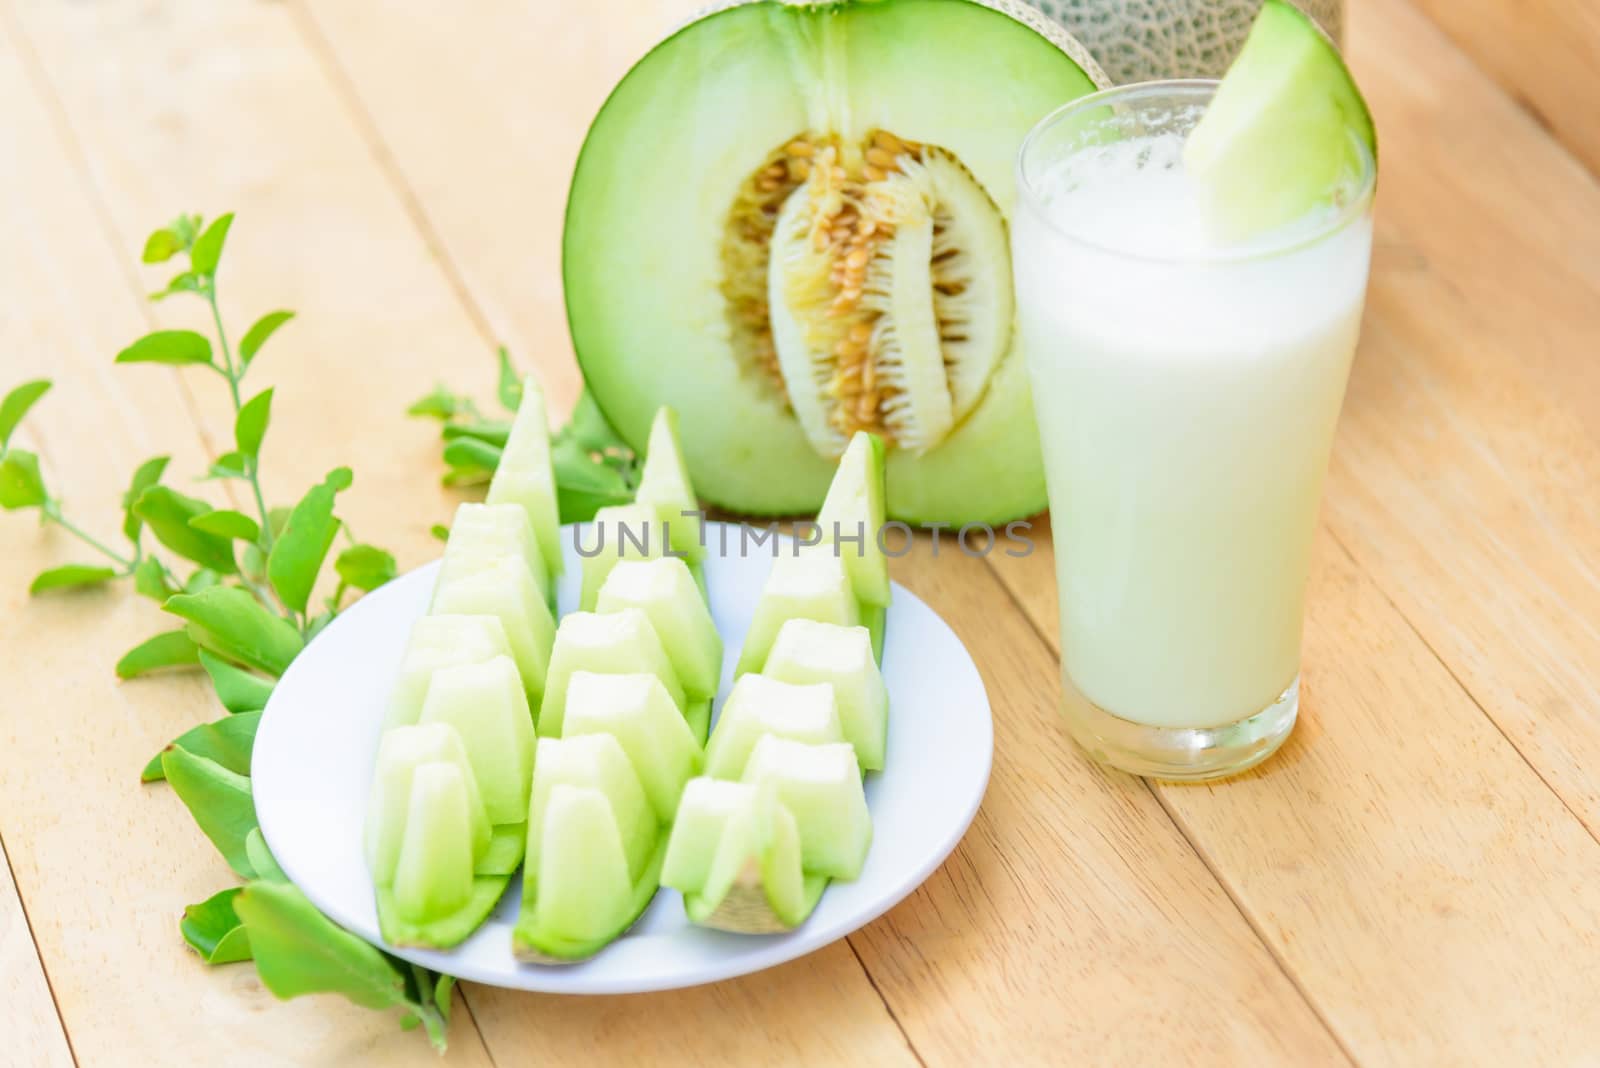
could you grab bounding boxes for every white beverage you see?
[1014,111,1373,742]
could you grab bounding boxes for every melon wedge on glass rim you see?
[565,0,1105,525]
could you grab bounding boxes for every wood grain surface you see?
[0,0,1595,1064]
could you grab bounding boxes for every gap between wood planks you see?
[0,828,78,1068]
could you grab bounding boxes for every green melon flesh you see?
[512,784,668,962]
[486,374,563,578]
[816,432,890,609]
[525,735,658,895]
[634,407,704,562]
[377,761,512,948]
[742,736,871,881]
[365,724,490,884]
[431,557,557,703]
[703,673,843,780]
[386,615,512,730]
[736,552,860,675]
[417,656,535,830]
[578,503,670,612]
[538,609,686,738]
[764,618,889,771]
[433,502,549,606]
[596,557,723,702]
[1184,0,1376,242]
[565,0,1101,525]
[561,671,703,823]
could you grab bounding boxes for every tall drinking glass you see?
[1013,81,1375,780]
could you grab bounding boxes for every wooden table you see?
[3,1,1598,1064]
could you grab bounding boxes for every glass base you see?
[1059,674,1299,782]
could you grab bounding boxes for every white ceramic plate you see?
[253,522,992,994]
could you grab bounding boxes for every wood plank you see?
[0,13,495,1064]
[291,2,1351,1061]
[2,0,919,1061]
[0,837,74,1068]
[1403,0,1600,177]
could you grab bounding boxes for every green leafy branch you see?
[409,346,641,522]
[1,212,451,1050]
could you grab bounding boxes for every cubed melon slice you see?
[597,557,722,702]
[816,431,890,609]
[375,761,513,948]
[386,615,512,729]
[742,736,871,880]
[735,552,859,675]
[418,655,534,829]
[538,609,685,738]
[431,558,557,702]
[526,734,657,886]
[365,723,490,884]
[486,374,563,578]
[433,501,549,604]
[662,778,825,932]
[577,502,670,611]
[763,619,889,771]
[634,407,704,562]
[702,673,843,780]
[512,783,667,963]
[562,671,702,822]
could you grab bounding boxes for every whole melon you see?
[1027,0,1343,83]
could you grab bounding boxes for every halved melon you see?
[703,673,843,780]
[487,374,563,578]
[742,736,872,880]
[565,0,1104,524]
[736,552,859,675]
[538,609,686,738]
[764,618,889,771]
[386,615,512,729]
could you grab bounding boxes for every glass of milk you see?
[1012,81,1375,780]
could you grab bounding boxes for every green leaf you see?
[171,213,204,247]
[406,386,469,421]
[122,455,171,541]
[181,888,253,964]
[442,437,501,477]
[564,388,631,455]
[434,973,455,1020]
[441,421,511,448]
[334,544,396,592]
[115,629,200,679]
[305,612,335,642]
[200,649,275,714]
[244,828,287,882]
[134,486,237,574]
[30,564,117,594]
[496,347,522,412]
[164,587,303,676]
[551,436,633,522]
[185,568,222,594]
[267,468,352,615]
[132,557,177,602]
[149,271,203,302]
[161,747,257,878]
[190,212,234,276]
[0,450,47,510]
[188,510,260,543]
[232,881,410,1012]
[441,465,492,489]
[239,311,294,369]
[142,227,184,264]
[115,330,213,367]
[207,451,249,480]
[235,389,272,459]
[142,709,261,782]
[429,524,449,542]
[0,380,50,447]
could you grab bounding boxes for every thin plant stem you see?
[42,506,132,569]
[205,282,275,553]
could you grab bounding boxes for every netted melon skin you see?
[1028,0,1343,84]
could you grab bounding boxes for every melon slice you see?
[763,618,889,771]
[742,736,872,880]
[561,671,703,822]
[577,502,670,612]
[513,783,667,962]
[815,431,890,611]
[661,778,825,933]
[433,501,549,606]
[703,673,843,780]
[486,373,563,578]
[735,551,859,675]
[375,760,512,948]
[365,723,490,884]
[634,407,704,562]
[386,615,512,729]
[431,557,557,703]
[418,655,534,840]
[596,557,722,701]
[538,609,686,738]
[525,734,658,884]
